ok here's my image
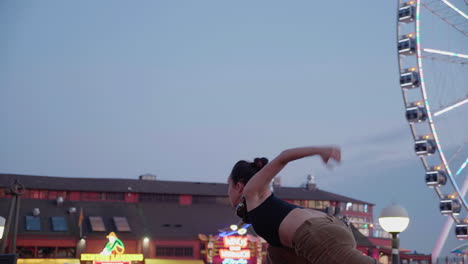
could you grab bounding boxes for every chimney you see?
[139,173,157,181]
[306,174,316,191]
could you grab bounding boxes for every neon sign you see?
[222,259,248,264]
[80,232,144,263]
[219,236,250,262]
[224,236,248,248]
[219,249,250,259]
[81,254,144,261]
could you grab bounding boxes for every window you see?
[316,201,323,209]
[292,200,302,206]
[139,193,179,203]
[48,191,58,200]
[113,217,131,232]
[359,229,369,236]
[89,216,106,231]
[104,192,125,201]
[30,190,40,199]
[17,247,35,258]
[307,200,316,208]
[156,246,193,257]
[51,217,68,231]
[82,192,101,201]
[25,216,41,231]
[37,247,55,258]
[358,204,364,212]
[39,190,48,199]
[57,247,76,258]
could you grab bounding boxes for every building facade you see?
[0,173,430,264]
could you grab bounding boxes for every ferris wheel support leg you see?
[432,216,454,262]
[432,176,468,262]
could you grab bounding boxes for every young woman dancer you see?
[227,146,379,264]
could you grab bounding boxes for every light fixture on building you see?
[32,208,40,216]
[56,196,64,206]
[238,228,247,235]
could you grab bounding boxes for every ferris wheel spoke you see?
[455,158,468,176]
[423,48,468,59]
[439,0,468,19]
[422,48,468,64]
[433,95,468,117]
[421,1,468,36]
[448,143,467,163]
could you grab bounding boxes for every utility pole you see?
[0,180,25,254]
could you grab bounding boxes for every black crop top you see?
[247,193,300,247]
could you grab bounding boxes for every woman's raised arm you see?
[243,146,341,199]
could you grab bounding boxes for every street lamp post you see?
[0,217,5,240]
[378,204,410,264]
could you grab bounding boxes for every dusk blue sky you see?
[1,0,466,258]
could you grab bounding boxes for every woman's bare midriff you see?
[278,208,327,248]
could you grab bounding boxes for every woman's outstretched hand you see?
[320,147,341,165]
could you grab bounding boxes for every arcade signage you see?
[219,236,250,264]
[80,232,144,264]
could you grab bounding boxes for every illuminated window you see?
[307,200,316,208]
[25,216,41,231]
[51,216,68,231]
[89,216,106,232]
[316,201,323,209]
[113,217,131,232]
[358,204,364,212]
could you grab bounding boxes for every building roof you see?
[0,197,374,248]
[0,198,243,240]
[0,173,373,205]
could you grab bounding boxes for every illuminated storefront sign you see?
[94,262,130,264]
[81,254,143,261]
[219,236,250,264]
[222,259,248,264]
[80,232,144,263]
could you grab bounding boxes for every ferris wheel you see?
[396,0,468,256]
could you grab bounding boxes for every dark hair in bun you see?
[230,157,269,185]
